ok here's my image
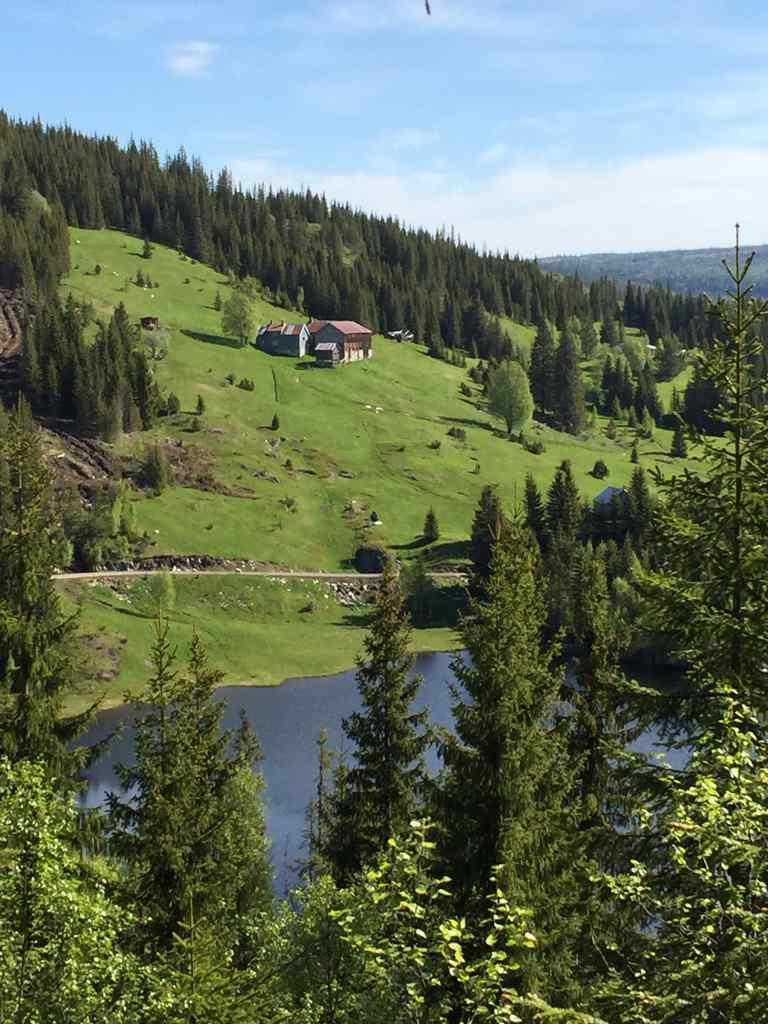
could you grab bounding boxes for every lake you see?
[78,651,679,893]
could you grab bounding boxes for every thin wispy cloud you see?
[478,143,508,165]
[229,144,768,256]
[166,41,219,78]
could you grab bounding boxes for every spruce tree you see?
[670,421,687,458]
[441,528,578,997]
[423,507,439,543]
[528,319,557,415]
[0,399,91,781]
[598,234,768,1020]
[545,459,582,538]
[469,484,507,587]
[324,562,431,882]
[108,623,270,951]
[524,472,546,547]
[554,325,586,434]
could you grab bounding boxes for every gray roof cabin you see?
[309,320,373,365]
[256,321,310,357]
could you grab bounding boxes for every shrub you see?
[447,426,466,441]
[225,372,236,385]
[423,507,440,543]
[271,413,280,431]
[592,459,609,479]
[428,439,441,450]
[140,444,171,494]
[190,417,203,433]
[166,393,181,415]
[94,263,102,275]
[196,394,205,415]
[459,381,472,397]
[605,418,618,439]
[522,435,545,455]
[237,378,255,391]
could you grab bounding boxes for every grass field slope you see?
[63,227,690,572]
[58,227,693,703]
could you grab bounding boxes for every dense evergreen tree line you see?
[22,293,162,437]
[0,112,715,362]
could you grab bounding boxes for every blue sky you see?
[3,0,768,256]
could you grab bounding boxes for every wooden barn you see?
[256,321,311,357]
[308,320,373,365]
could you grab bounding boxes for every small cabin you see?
[315,341,341,367]
[256,321,310,357]
[309,320,373,365]
[140,316,160,331]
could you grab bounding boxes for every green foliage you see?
[221,289,256,347]
[142,236,153,259]
[271,412,280,431]
[148,570,176,615]
[108,622,271,950]
[554,325,587,434]
[423,506,439,542]
[469,484,508,587]
[141,442,171,494]
[0,402,90,780]
[591,459,609,479]
[323,563,431,882]
[441,528,580,999]
[166,391,181,415]
[0,759,141,1022]
[486,360,534,434]
[670,421,687,457]
[196,392,205,415]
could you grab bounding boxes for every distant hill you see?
[539,244,768,297]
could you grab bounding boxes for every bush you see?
[189,417,203,433]
[521,435,545,455]
[237,378,255,391]
[423,507,440,543]
[428,439,441,450]
[592,459,609,479]
[271,413,280,431]
[140,444,171,494]
[196,394,205,415]
[225,372,236,385]
[447,426,466,441]
[459,381,472,397]
[166,393,181,415]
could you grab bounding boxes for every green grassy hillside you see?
[56,227,697,702]
[60,575,453,714]
[62,227,690,572]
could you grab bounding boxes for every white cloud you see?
[478,143,508,164]
[229,145,768,257]
[166,40,219,77]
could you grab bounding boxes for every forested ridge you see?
[1,111,717,360]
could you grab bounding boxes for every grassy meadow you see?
[59,227,693,702]
[60,574,456,715]
[63,227,692,570]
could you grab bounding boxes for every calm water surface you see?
[79,652,457,891]
[79,651,678,892]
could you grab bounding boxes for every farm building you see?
[140,315,160,330]
[308,320,373,365]
[256,321,311,357]
[315,341,341,367]
[594,485,626,506]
